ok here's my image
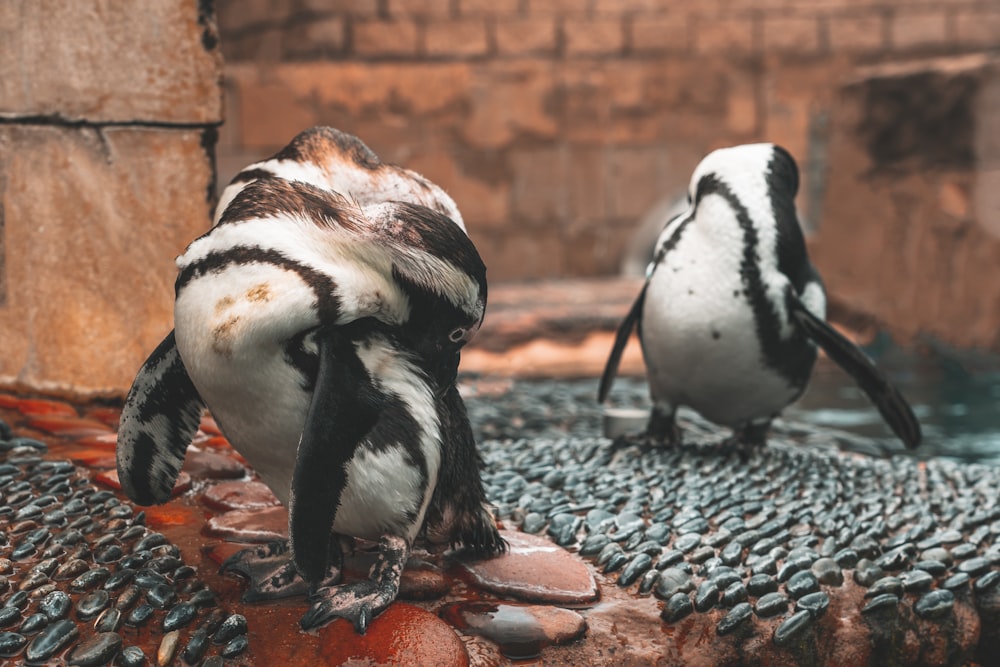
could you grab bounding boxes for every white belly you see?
[640,227,799,426]
[175,266,439,541]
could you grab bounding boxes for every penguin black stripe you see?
[175,245,342,323]
[217,178,365,231]
[692,173,815,390]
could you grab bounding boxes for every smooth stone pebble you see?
[661,593,693,623]
[638,569,660,596]
[19,613,48,634]
[694,581,719,612]
[163,602,198,632]
[721,582,748,607]
[617,554,652,587]
[157,629,181,666]
[655,568,693,599]
[901,570,934,593]
[751,555,777,576]
[126,604,155,628]
[754,592,788,618]
[773,610,812,646]
[76,590,110,621]
[853,559,883,587]
[94,608,123,633]
[709,568,742,591]
[674,533,701,553]
[951,544,978,561]
[222,634,249,658]
[958,557,991,577]
[146,583,177,610]
[811,558,843,585]
[921,547,953,565]
[67,632,122,666]
[914,589,955,619]
[833,548,859,568]
[119,646,146,667]
[212,614,248,644]
[183,628,210,664]
[0,631,27,657]
[796,591,830,618]
[39,591,71,621]
[189,589,219,608]
[974,570,1000,593]
[0,607,21,628]
[747,574,778,597]
[943,572,971,591]
[866,577,902,598]
[716,602,752,636]
[914,560,947,576]
[24,618,78,662]
[579,534,610,555]
[862,593,899,614]
[786,571,819,599]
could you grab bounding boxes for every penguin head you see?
[686,143,800,209]
[367,202,486,390]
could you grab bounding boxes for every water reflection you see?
[788,335,1000,464]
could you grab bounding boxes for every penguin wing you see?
[787,295,922,449]
[116,331,205,505]
[288,326,384,585]
[598,284,648,403]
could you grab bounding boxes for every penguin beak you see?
[433,350,462,396]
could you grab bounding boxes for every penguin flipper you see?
[598,284,647,403]
[116,330,205,505]
[288,326,384,586]
[787,296,922,449]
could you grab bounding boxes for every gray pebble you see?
[785,570,820,599]
[695,581,719,612]
[67,632,122,666]
[721,581,748,607]
[655,568,693,599]
[773,610,812,646]
[661,592,693,623]
[901,570,934,593]
[914,589,955,619]
[796,591,830,619]
[811,558,843,586]
[716,602,752,636]
[754,592,788,617]
[862,593,899,614]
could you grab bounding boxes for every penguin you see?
[117,127,505,633]
[599,143,921,451]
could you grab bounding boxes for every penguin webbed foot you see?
[299,534,408,634]
[719,421,771,460]
[221,540,341,603]
[642,409,682,448]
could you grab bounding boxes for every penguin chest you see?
[174,263,322,500]
[640,236,801,425]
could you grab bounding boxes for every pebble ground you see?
[0,376,996,666]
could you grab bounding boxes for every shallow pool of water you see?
[786,336,1000,464]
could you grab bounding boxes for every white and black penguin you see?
[599,143,922,451]
[116,126,506,633]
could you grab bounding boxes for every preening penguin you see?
[599,143,921,451]
[117,127,505,632]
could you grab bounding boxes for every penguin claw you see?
[299,580,394,634]
[221,542,339,603]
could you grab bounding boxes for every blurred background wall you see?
[0,2,222,396]
[215,0,1000,350]
[1,1,998,398]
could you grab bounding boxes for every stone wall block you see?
[0,126,215,396]
[0,1,222,123]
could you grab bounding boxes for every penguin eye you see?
[448,327,466,344]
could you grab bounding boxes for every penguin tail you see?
[599,284,647,403]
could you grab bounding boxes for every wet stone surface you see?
[0,377,998,665]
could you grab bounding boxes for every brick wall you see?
[0,2,223,396]
[215,1,1000,345]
